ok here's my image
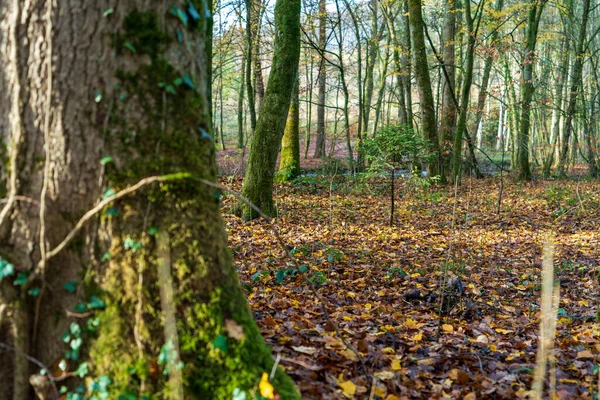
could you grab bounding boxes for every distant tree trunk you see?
[238,49,247,148]
[451,0,478,183]
[0,3,299,399]
[278,75,301,180]
[439,0,457,181]
[408,0,440,176]
[253,1,266,112]
[245,0,257,133]
[382,5,408,126]
[403,0,414,129]
[304,44,315,159]
[373,42,391,135]
[241,0,301,218]
[517,0,548,180]
[473,0,504,149]
[363,0,380,135]
[314,0,327,158]
[557,0,590,176]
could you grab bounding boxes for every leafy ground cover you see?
[221,174,600,399]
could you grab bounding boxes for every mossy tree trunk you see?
[439,0,457,182]
[278,75,301,181]
[241,0,301,219]
[408,0,440,177]
[517,0,547,180]
[0,2,299,399]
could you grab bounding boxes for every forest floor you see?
[219,167,600,399]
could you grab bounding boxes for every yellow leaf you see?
[576,350,594,360]
[382,347,395,354]
[341,348,358,361]
[489,344,497,352]
[404,318,419,329]
[259,373,275,399]
[343,315,353,321]
[413,333,423,342]
[442,324,454,333]
[385,395,401,400]
[374,387,387,397]
[463,392,477,400]
[494,328,513,335]
[339,380,356,396]
[365,303,372,310]
[391,359,401,371]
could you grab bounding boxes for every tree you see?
[557,0,591,175]
[241,0,302,219]
[517,0,548,180]
[439,0,457,181]
[408,0,440,177]
[278,75,301,180]
[314,0,327,158]
[0,3,298,399]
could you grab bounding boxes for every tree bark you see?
[439,0,457,181]
[557,0,590,176]
[0,3,298,399]
[408,0,440,177]
[278,74,301,180]
[517,0,548,180]
[241,0,301,219]
[314,0,327,158]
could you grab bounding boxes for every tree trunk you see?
[245,0,257,133]
[278,75,301,180]
[314,0,327,158]
[0,3,298,399]
[363,0,380,135]
[517,0,547,180]
[402,0,414,129]
[408,0,440,177]
[557,0,590,176]
[238,48,247,149]
[439,0,457,181]
[241,0,301,219]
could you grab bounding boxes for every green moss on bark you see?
[86,8,299,399]
[277,77,300,182]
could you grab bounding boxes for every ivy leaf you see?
[102,188,115,200]
[94,91,102,103]
[70,322,82,337]
[13,272,28,286]
[173,78,183,86]
[28,288,41,297]
[147,226,159,236]
[276,269,285,284]
[58,359,68,371]
[104,207,119,217]
[74,303,86,313]
[100,156,113,165]
[119,92,127,101]
[232,388,247,400]
[63,280,78,293]
[182,74,195,90]
[101,252,111,262]
[165,85,177,95]
[75,362,88,378]
[123,41,136,53]
[62,332,71,343]
[188,2,201,21]
[211,334,228,353]
[87,296,106,310]
[158,340,175,365]
[124,237,142,252]
[176,9,189,27]
[176,31,183,43]
[0,259,15,280]
[103,8,114,17]
[70,337,83,350]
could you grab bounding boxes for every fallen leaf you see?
[225,319,245,340]
[291,346,316,355]
[339,380,356,396]
[259,372,275,399]
[576,350,594,360]
[391,359,401,371]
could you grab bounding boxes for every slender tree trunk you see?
[305,44,315,158]
[363,0,380,135]
[558,0,590,176]
[451,0,478,183]
[314,0,327,158]
[246,0,257,133]
[241,0,301,219]
[517,0,548,180]
[382,5,407,126]
[238,49,247,148]
[373,43,391,135]
[439,0,457,181]
[408,0,440,176]
[278,75,301,180]
[403,0,414,129]
[0,3,298,399]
